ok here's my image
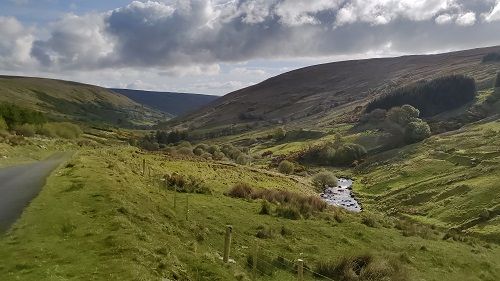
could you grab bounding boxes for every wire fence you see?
[128,158,336,280]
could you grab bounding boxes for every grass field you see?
[1,145,499,280]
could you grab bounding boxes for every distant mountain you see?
[180,45,500,129]
[0,76,168,127]
[110,89,218,117]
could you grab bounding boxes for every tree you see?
[273,127,286,141]
[404,121,431,143]
[312,171,338,190]
[387,105,420,126]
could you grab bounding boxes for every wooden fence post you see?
[297,259,304,281]
[223,225,233,263]
[142,159,145,176]
[185,194,189,221]
[173,186,177,210]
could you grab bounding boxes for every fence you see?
[132,158,335,280]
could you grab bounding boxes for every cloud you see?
[483,0,500,22]
[456,11,476,26]
[435,13,454,24]
[0,16,35,68]
[1,0,500,79]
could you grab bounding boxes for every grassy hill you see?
[0,76,169,127]
[111,88,218,117]
[180,46,500,130]
[1,144,498,280]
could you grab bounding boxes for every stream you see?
[319,178,362,212]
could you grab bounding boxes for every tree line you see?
[0,103,46,128]
[366,75,476,117]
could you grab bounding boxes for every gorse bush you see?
[366,75,476,117]
[226,183,327,219]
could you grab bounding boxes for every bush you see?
[212,150,225,161]
[13,124,35,137]
[255,226,274,239]
[314,254,408,281]
[201,152,212,160]
[0,117,8,131]
[38,122,83,139]
[404,121,431,143]
[226,182,253,199]
[226,183,327,219]
[312,171,338,190]
[236,154,251,165]
[164,173,211,194]
[272,127,286,141]
[177,147,194,156]
[259,201,272,215]
[276,205,301,220]
[193,147,204,156]
[0,103,46,128]
[177,141,192,148]
[300,142,367,167]
[278,160,294,174]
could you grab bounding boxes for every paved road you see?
[0,152,70,232]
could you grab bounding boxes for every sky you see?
[1,0,500,96]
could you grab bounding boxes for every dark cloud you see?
[4,0,500,73]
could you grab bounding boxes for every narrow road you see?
[0,152,71,232]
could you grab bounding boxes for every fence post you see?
[173,186,177,210]
[142,159,146,176]
[223,225,233,263]
[297,259,304,281]
[185,194,189,221]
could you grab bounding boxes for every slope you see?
[0,76,168,127]
[111,88,218,117]
[181,45,500,129]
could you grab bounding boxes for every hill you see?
[0,76,168,127]
[110,88,218,117]
[180,46,500,129]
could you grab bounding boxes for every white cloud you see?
[275,0,342,26]
[435,13,454,24]
[0,16,35,68]
[483,0,500,22]
[456,11,476,26]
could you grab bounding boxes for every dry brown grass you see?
[226,183,327,218]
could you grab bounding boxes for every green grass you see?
[356,118,500,241]
[1,145,499,280]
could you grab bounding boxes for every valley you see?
[1,46,500,281]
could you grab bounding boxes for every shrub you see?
[38,122,83,139]
[201,152,212,160]
[164,173,211,194]
[212,150,225,160]
[177,141,192,148]
[276,205,301,220]
[13,124,35,137]
[255,226,273,239]
[226,182,253,199]
[300,142,367,167]
[226,183,327,219]
[259,201,271,215]
[193,147,204,156]
[314,254,408,281]
[0,117,8,131]
[0,103,46,128]
[404,121,431,143]
[236,154,251,165]
[177,147,194,156]
[207,145,219,154]
[278,160,294,174]
[272,127,286,141]
[312,171,338,190]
